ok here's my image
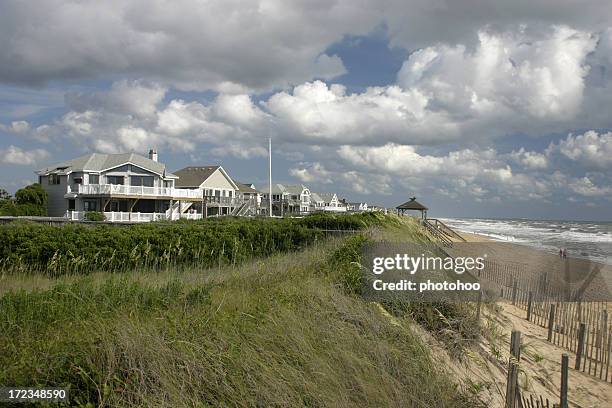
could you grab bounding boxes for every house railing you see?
[72,184,203,199]
[204,196,239,206]
[66,210,203,222]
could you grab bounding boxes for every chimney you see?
[148,148,158,162]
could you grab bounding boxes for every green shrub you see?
[85,211,106,222]
[0,213,386,275]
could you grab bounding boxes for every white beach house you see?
[173,166,241,216]
[312,192,347,212]
[260,184,311,216]
[37,149,203,222]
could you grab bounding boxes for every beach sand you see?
[440,230,612,407]
[451,231,612,302]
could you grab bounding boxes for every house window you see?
[131,176,154,187]
[84,200,97,211]
[48,174,60,185]
[89,174,99,184]
[214,190,220,197]
[73,177,83,184]
[107,176,124,185]
[68,199,75,210]
[228,191,233,197]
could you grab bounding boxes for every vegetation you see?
[0,225,481,407]
[0,214,486,406]
[84,211,106,222]
[0,183,48,216]
[0,212,388,275]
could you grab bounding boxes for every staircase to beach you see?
[421,218,466,247]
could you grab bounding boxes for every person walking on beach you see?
[559,249,563,258]
[563,248,567,259]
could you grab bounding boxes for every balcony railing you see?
[71,184,203,199]
[66,210,203,222]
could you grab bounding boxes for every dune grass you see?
[0,216,483,407]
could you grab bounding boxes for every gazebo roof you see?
[396,197,428,211]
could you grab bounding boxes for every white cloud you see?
[0,0,376,91]
[0,120,31,134]
[553,130,612,169]
[510,148,549,169]
[0,145,49,165]
[289,162,333,184]
[567,176,612,197]
[398,26,596,121]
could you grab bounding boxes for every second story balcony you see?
[69,184,204,200]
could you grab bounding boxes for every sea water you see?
[440,218,612,266]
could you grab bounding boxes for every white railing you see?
[323,206,347,212]
[180,213,202,220]
[73,184,203,199]
[66,210,204,222]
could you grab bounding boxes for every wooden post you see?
[505,330,521,408]
[510,330,521,361]
[547,304,556,342]
[527,291,533,321]
[560,353,569,408]
[512,279,518,305]
[505,360,519,408]
[575,322,586,370]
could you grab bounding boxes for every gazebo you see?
[396,197,428,219]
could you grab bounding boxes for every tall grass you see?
[1,232,482,407]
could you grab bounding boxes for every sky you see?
[0,0,611,220]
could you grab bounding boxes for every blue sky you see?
[0,0,611,220]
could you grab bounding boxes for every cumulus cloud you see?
[0,0,376,91]
[551,130,612,169]
[289,162,333,184]
[510,148,549,170]
[0,145,49,165]
[36,81,272,157]
[261,26,603,147]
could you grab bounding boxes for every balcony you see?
[70,184,203,200]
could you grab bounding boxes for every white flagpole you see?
[269,137,272,217]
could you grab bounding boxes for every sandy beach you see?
[452,231,612,302]
[442,230,612,407]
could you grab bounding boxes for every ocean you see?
[440,218,612,266]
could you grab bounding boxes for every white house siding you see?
[200,169,236,197]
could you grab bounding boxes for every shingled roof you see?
[173,166,219,187]
[396,197,428,210]
[36,152,177,178]
[173,166,239,190]
[233,180,259,194]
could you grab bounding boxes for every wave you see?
[440,217,612,265]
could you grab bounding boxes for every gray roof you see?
[174,166,220,187]
[234,180,259,194]
[397,197,428,210]
[260,183,309,195]
[315,192,336,203]
[37,152,177,178]
[310,192,324,203]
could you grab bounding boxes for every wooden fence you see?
[479,260,612,383]
[504,330,569,408]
